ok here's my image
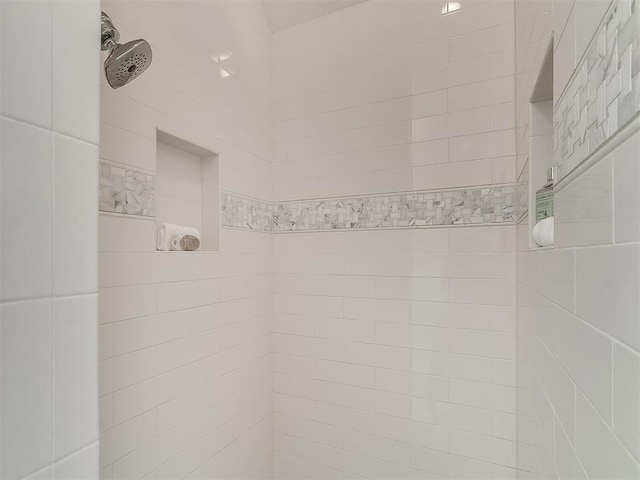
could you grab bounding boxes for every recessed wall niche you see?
[156,130,219,251]
[528,38,554,248]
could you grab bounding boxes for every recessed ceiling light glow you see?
[211,51,233,64]
[442,1,461,14]
[219,68,232,79]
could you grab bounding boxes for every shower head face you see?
[104,39,152,89]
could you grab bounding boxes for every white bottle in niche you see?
[535,167,554,222]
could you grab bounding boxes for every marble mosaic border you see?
[554,0,640,181]
[99,161,155,217]
[99,162,515,232]
[222,187,515,232]
[221,192,273,232]
[516,160,529,224]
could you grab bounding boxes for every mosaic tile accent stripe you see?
[221,193,273,231]
[273,188,515,231]
[99,162,155,217]
[221,187,515,232]
[517,162,529,223]
[98,161,514,231]
[554,0,640,180]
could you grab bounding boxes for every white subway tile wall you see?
[272,226,517,479]
[93,1,640,480]
[272,0,516,201]
[99,229,273,480]
[516,0,640,478]
[0,0,101,478]
[98,1,274,479]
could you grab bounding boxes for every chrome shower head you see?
[101,12,152,89]
[104,39,152,89]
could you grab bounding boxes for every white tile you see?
[52,0,100,143]
[314,317,375,343]
[614,130,640,243]
[343,384,411,418]
[100,464,113,480]
[287,416,343,449]
[99,323,114,361]
[113,310,191,355]
[314,401,376,434]
[99,347,158,396]
[554,419,587,480]
[411,107,492,142]
[100,85,157,140]
[517,248,575,312]
[376,323,449,351]
[412,350,492,383]
[53,295,99,459]
[447,77,514,113]
[411,90,448,119]
[100,124,156,172]
[450,226,515,253]
[375,276,449,302]
[100,394,114,433]
[553,5,576,102]
[555,155,613,248]
[1,300,53,479]
[53,442,99,480]
[553,0,575,46]
[450,330,516,359]
[53,135,99,295]
[343,297,411,324]
[344,430,410,466]
[410,139,449,166]
[413,302,515,332]
[449,278,516,306]
[1,119,52,300]
[0,0,52,127]
[449,23,513,62]
[98,285,157,324]
[492,411,516,441]
[99,215,156,252]
[552,307,612,423]
[575,391,640,479]
[613,345,640,463]
[99,409,156,466]
[449,130,516,163]
[412,159,493,190]
[576,244,640,350]
[449,430,516,467]
[412,397,492,435]
[375,368,448,401]
[449,379,516,413]
[574,0,610,61]
[345,342,411,370]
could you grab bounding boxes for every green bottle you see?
[536,167,554,222]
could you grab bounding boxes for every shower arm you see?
[101,11,120,51]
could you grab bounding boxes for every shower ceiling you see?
[261,0,367,32]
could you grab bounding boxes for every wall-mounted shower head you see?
[101,12,152,89]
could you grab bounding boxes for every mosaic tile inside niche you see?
[99,162,155,217]
[271,187,515,231]
[517,161,529,223]
[554,0,640,180]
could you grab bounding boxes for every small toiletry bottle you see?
[536,167,554,222]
